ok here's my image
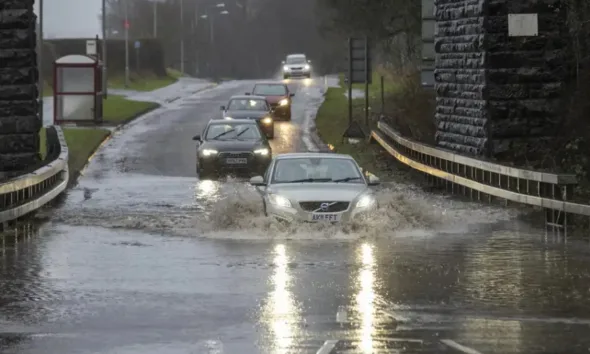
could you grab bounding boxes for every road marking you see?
[302,135,317,151]
[441,339,484,354]
[316,340,338,354]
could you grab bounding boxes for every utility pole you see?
[180,0,185,74]
[153,0,157,37]
[39,0,44,125]
[124,0,129,87]
[102,0,108,98]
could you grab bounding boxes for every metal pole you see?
[210,15,214,79]
[39,0,44,125]
[102,0,108,98]
[153,0,157,37]
[364,36,369,127]
[348,37,352,125]
[180,0,185,74]
[124,0,129,87]
[380,75,384,113]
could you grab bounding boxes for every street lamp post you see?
[153,0,157,37]
[180,0,185,75]
[102,0,108,98]
[124,0,129,87]
[39,0,44,125]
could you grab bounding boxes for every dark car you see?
[193,119,272,180]
[221,95,275,138]
[245,82,294,121]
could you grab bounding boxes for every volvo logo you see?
[320,203,330,211]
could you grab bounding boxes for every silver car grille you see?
[291,66,303,70]
[299,201,350,213]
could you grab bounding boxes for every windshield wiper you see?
[332,177,362,183]
[211,129,236,140]
[236,128,251,137]
[285,178,332,183]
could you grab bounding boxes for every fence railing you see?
[0,126,69,231]
[370,120,590,233]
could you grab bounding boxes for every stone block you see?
[0,133,39,154]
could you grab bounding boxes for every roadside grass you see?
[108,68,182,91]
[315,77,400,181]
[103,95,159,124]
[39,127,110,179]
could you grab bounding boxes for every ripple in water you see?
[50,177,522,240]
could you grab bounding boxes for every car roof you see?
[229,95,267,100]
[274,152,354,160]
[207,118,258,125]
[287,54,305,57]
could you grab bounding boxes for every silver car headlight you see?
[268,194,292,208]
[356,194,375,208]
[304,64,310,70]
[279,98,289,106]
[254,148,270,156]
[201,149,218,157]
[283,65,289,71]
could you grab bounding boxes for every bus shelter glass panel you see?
[56,67,94,93]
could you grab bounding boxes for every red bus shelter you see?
[53,54,103,125]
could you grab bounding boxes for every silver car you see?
[249,153,380,223]
[282,54,311,79]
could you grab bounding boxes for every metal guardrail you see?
[370,120,590,233]
[0,126,69,231]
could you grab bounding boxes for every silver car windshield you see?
[227,99,268,111]
[271,157,364,184]
[286,57,306,64]
[205,123,261,140]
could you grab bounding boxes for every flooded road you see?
[2,77,590,353]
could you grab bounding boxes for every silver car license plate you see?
[311,213,340,222]
[226,158,247,164]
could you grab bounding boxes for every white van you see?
[282,54,311,79]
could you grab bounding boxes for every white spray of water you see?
[51,176,522,241]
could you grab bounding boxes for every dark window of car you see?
[227,98,269,111]
[286,56,306,64]
[263,162,273,183]
[252,84,287,96]
[271,157,364,184]
[204,122,262,140]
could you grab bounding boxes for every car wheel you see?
[283,74,289,79]
[198,168,216,181]
[268,126,274,139]
[307,74,311,78]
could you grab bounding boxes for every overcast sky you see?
[35,0,102,38]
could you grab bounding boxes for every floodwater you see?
[2,76,590,354]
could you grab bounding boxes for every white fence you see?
[370,120,590,232]
[0,126,69,231]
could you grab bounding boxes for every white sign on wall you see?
[508,14,539,37]
[86,39,97,55]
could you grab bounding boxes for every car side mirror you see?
[282,60,285,64]
[289,93,295,97]
[220,105,225,110]
[367,175,380,186]
[192,135,201,141]
[249,175,265,186]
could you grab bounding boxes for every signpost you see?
[134,40,141,72]
[86,39,97,56]
[342,36,371,144]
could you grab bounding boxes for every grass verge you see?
[103,95,159,125]
[315,80,399,181]
[108,68,182,91]
[39,127,110,183]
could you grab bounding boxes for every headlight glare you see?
[283,66,289,71]
[304,64,310,70]
[201,149,218,157]
[279,98,289,106]
[254,148,270,156]
[356,194,375,208]
[261,117,273,124]
[268,194,291,208]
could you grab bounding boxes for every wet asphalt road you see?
[2,77,590,354]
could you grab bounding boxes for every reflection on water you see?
[355,243,376,353]
[262,244,301,353]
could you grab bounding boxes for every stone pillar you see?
[434,0,566,157]
[0,0,41,176]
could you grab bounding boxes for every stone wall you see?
[434,0,566,157]
[0,0,41,174]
